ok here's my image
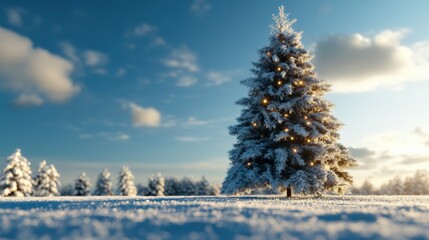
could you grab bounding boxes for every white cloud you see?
[151,36,166,46]
[0,27,79,104]
[83,50,108,67]
[6,8,23,27]
[79,132,130,141]
[13,94,43,107]
[207,70,241,86]
[350,125,429,185]
[116,68,126,77]
[177,76,197,87]
[127,102,161,127]
[59,42,80,63]
[176,136,210,142]
[134,24,157,36]
[163,47,199,72]
[313,29,429,92]
[190,0,211,15]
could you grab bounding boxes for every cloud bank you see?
[0,27,79,105]
[313,29,429,92]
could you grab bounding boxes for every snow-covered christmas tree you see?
[0,149,33,197]
[147,173,165,196]
[117,166,137,196]
[33,160,61,197]
[94,168,113,196]
[196,177,211,195]
[222,6,357,196]
[74,172,91,196]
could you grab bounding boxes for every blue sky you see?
[1,0,429,186]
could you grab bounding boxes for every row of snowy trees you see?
[62,172,219,197]
[0,149,60,197]
[0,149,219,197]
[352,170,429,195]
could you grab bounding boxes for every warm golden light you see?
[262,98,268,104]
[284,113,289,117]
[284,128,289,132]
[266,51,272,56]
[310,162,314,166]
[290,136,294,140]
[306,121,311,125]
[306,138,311,143]
[252,122,257,127]
[292,148,297,153]
[304,116,308,119]
[276,66,282,72]
[277,80,282,85]
[299,80,304,85]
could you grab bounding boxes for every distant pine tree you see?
[0,149,33,197]
[148,173,165,196]
[74,172,91,196]
[33,160,61,197]
[94,168,113,196]
[117,166,137,196]
[196,177,211,195]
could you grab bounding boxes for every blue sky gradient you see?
[1,0,429,186]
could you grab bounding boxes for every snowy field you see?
[0,195,428,240]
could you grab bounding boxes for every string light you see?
[310,162,314,166]
[266,51,272,57]
[262,98,269,105]
[290,136,294,141]
[292,148,297,153]
[276,66,282,72]
[299,80,304,85]
[306,121,311,125]
[277,80,282,85]
[284,113,289,117]
[304,116,308,120]
[252,122,257,127]
[246,161,253,168]
[306,138,311,143]
[284,128,289,132]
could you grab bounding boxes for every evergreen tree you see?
[196,177,211,195]
[148,173,165,196]
[0,149,33,197]
[94,168,113,196]
[60,183,74,196]
[74,172,91,196]
[164,177,180,196]
[33,161,61,197]
[117,166,137,196]
[222,6,357,196]
[178,177,197,196]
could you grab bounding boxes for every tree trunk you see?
[286,187,292,197]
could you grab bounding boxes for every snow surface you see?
[0,195,428,239]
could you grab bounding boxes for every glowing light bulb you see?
[252,122,257,127]
[290,136,294,140]
[277,80,282,85]
[304,116,308,119]
[299,80,304,85]
[306,121,311,125]
[284,128,289,132]
[310,162,314,166]
[306,139,311,143]
[262,98,268,104]
[284,113,289,117]
[277,66,282,72]
[266,51,272,56]
[292,148,297,153]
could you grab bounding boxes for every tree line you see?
[0,149,219,197]
[352,170,429,195]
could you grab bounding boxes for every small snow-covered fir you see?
[117,166,137,196]
[222,6,357,196]
[74,172,91,196]
[148,173,165,196]
[33,160,61,197]
[0,149,33,197]
[94,168,113,196]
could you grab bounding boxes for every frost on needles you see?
[222,6,358,196]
